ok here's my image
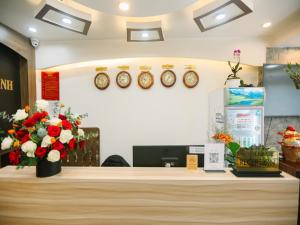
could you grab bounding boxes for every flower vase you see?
[36,158,61,178]
[225,78,241,88]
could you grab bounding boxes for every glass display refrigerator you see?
[208,87,265,148]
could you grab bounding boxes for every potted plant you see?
[0,100,87,177]
[213,132,280,176]
[225,49,243,88]
[212,132,240,168]
[286,63,300,89]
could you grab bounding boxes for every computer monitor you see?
[133,145,204,167]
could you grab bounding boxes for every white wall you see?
[35,37,266,69]
[36,57,258,165]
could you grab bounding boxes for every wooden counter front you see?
[0,166,298,225]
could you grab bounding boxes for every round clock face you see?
[138,71,154,89]
[116,71,131,88]
[161,70,176,87]
[183,70,199,88]
[94,72,110,90]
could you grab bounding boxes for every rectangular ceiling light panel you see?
[194,0,253,32]
[127,28,164,42]
[35,0,91,35]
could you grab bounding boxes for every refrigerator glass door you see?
[225,107,263,147]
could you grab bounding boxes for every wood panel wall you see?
[0,22,36,107]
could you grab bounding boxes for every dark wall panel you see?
[0,43,21,132]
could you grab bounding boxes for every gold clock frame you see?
[116,71,132,88]
[183,70,199,88]
[160,70,176,88]
[94,72,110,90]
[138,71,154,89]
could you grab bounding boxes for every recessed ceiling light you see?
[193,0,253,32]
[28,27,37,33]
[62,18,72,24]
[142,32,149,38]
[119,2,129,11]
[215,14,226,20]
[262,22,272,28]
[35,0,92,35]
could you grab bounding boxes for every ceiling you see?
[0,0,300,46]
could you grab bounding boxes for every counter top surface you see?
[0,166,298,225]
[0,166,297,181]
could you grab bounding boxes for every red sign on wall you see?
[41,71,59,100]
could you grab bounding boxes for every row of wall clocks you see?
[94,70,199,90]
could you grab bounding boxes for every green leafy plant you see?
[236,145,278,169]
[286,63,300,89]
[225,142,240,168]
[227,61,242,80]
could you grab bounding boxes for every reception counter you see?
[0,166,298,225]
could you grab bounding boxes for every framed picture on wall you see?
[204,143,225,171]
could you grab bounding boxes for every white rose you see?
[1,137,13,150]
[59,130,73,144]
[13,109,28,121]
[48,118,62,126]
[41,135,52,148]
[77,128,85,137]
[21,141,37,158]
[47,150,60,162]
[36,100,49,112]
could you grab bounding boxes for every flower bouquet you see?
[278,125,300,162]
[0,100,87,177]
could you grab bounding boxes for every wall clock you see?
[138,71,154,89]
[94,72,110,90]
[161,70,176,87]
[116,71,131,88]
[183,70,199,88]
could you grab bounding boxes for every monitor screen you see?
[133,145,204,167]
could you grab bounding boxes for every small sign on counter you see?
[186,154,198,171]
[204,143,225,171]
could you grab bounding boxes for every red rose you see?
[16,129,28,139]
[68,138,76,150]
[32,112,42,121]
[31,111,48,121]
[23,117,36,127]
[59,114,67,120]
[60,149,67,159]
[62,120,72,130]
[9,149,20,165]
[52,141,64,151]
[41,111,48,118]
[47,125,61,137]
[21,134,30,144]
[35,147,47,159]
[79,141,85,150]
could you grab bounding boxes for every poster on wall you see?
[41,71,59,100]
